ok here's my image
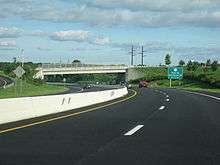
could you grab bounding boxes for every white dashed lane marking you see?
[124,125,144,136]
[159,106,165,110]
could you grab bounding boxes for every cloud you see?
[92,36,110,45]
[0,0,220,28]
[49,30,110,45]
[50,30,89,41]
[0,27,23,38]
[82,0,220,12]
[0,40,16,47]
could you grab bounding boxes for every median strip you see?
[124,125,144,136]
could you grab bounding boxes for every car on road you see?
[120,81,132,89]
[83,84,92,89]
[139,80,148,88]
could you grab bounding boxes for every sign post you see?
[168,67,183,87]
[63,78,66,87]
[13,66,25,96]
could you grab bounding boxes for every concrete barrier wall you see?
[0,87,128,125]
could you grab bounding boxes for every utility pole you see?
[21,49,24,67]
[129,45,135,66]
[139,45,145,66]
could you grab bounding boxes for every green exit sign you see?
[168,67,183,80]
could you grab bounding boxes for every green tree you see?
[202,66,209,73]
[206,59,211,67]
[187,61,193,71]
[187,61,199,71]
[211,60,218,72]
[165,54,171,66]
[72,59,81,63]
[12,57,17,63]
[179,60,185,66]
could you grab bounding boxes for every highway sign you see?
[168,67,183,80]
[13,66,25,78]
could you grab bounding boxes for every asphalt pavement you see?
[0,88,220,165]
[0,76,13,88]
[47,84,122,95]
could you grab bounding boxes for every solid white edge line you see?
[159,106,165,110]
[124,125,144,136]
[184,91,220,101]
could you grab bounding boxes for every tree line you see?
[164,54,218,72]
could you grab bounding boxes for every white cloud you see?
[93,37,110,45]
[0,40,16,47]
[0,0,220,27]
[49,30,111,45]
[50,30,89,41]
[83,0,220,12]
[0,27,23,38]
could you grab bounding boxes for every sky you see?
[0,0,220,66]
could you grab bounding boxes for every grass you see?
[149,79,220,93]
[134,66,220,93]
[0,80,68,99]
[135,67,167,79]
[0,71,10,77]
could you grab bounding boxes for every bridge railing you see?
[40,64,128,71]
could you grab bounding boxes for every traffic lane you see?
[0,76,13,88]
[53,85,121,95]
[159,88,220,100]
[0,88,167,165]
[76,88,220,165]
[183,90,220,99]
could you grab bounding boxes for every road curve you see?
[0,88,220,165]
[0,76,13,88]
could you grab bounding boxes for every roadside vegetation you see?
[0,81,68,99]
[45,73,125,85]
[0,62,68,99]
[131,56,220,93]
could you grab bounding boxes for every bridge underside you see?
[44,72,126,85]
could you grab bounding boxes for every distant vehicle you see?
[120,81,125,86]
[83,84,92,89]
[139,80,148,88]
[126,83,132,89]
[120,81,132,89]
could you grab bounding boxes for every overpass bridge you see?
[35,64,128,79]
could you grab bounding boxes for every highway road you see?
[0,76,13,89]
[47,83,123,94]
[0,88,220,165]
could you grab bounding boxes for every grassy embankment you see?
[131,67,220,93]
[0,80,68,99]
[0,71,68,99]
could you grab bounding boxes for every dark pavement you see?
[0,88,220,165]
[48,84,122,95]
[0,76,13,88]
